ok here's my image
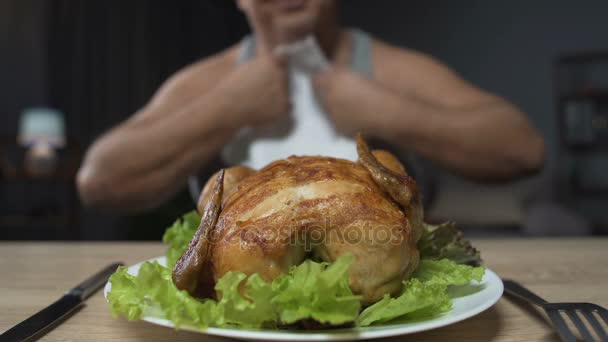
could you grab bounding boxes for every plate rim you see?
[104,256,504,341]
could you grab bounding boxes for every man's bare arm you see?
[373,42,545,180]
[316,41,545,181]
[77,47,288,212]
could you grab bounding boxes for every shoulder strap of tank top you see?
[238,35,256,64]
[349,28,373,77]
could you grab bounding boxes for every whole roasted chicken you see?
[173,134,423,305]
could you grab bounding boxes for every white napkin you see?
[274,36,330,73]
[221,36,357,169]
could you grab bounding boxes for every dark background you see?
[2,0,608,240]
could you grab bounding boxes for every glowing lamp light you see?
[17,108,66,177]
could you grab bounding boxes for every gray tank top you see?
[188,29,374,201]
[188,30,435,208]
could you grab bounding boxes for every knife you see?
[0,262,123,342]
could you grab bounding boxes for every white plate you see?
[104,256,503,341]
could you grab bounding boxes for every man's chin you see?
[274,18,316,44]
[276,0,308,12]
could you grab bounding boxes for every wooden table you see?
[1,239,607,341]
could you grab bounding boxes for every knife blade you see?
[0,262,123,342]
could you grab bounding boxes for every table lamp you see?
[17,108,66,177]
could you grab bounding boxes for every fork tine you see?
[547,309,577,342]
[565,310,594,342]
[594,306,608,324]
[581,309,608,341]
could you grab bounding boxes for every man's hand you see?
[314,68,389,136]
[219,55,290,127]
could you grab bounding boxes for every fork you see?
[504,279,608,342]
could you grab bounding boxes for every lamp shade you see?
[18,108,66,148]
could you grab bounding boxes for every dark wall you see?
[46,0,249,240]
[344,1,608,230]
[47,0,249,148]
[1,0,249,240]
[345,0,608,191]
[2,1,608,239]
[0,1,49,134]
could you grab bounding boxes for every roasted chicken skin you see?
[173,134,423,305]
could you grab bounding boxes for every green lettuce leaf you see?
[108,261,278,328]
[271,254,361,325]
[108,254,359,328]
[107,265,145,320]
[413,259,485,286]
[357,259,485,326]
[107,261,216,328]
[418,221,482,265]
[162,211,200,268]
[357,279,450,326]
[215,272,277,328]
[110,210,485,329]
